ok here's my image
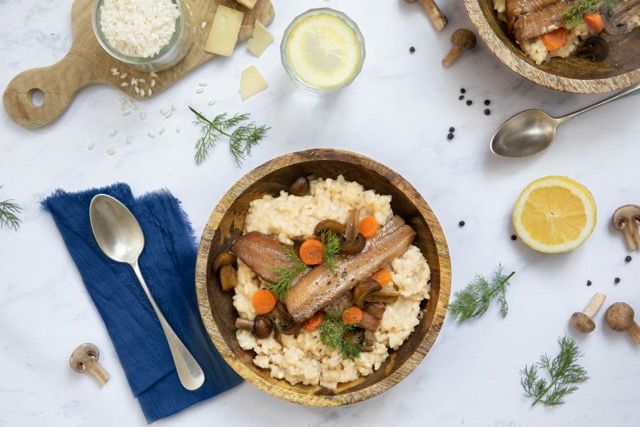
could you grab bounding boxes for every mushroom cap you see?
[612,204,640,230]
[70,343,100,373]
[253,315,274,339]
[570,312,595,333]
[451,29,477,49]
[605,302,635,331]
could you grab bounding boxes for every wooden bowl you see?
[464,0,640,93]
[195,149,451,406]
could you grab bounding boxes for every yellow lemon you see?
[513,176,596,253]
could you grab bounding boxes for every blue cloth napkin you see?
[43,183,242,423]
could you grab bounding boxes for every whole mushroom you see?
[604,302,640,343]
[235,315,274,339]
[570,293,606,333]
[612,205,640,251]
[442,29,477,67]
[70,343,110,386]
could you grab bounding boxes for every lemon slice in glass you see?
[283,10,364,91]
[513,176,597,253]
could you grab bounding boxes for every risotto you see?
[229,176,431,389]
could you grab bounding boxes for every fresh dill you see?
[521,336,588,406]
[270,247,307,300]
[190,106,269,166]
[320,229,341,272]
[0,187,21,231]
[448,265,515,322]
[319,314,362,360]
[564,0,620,27]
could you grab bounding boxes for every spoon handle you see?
[557,83,640,124]
[131,262,205,391]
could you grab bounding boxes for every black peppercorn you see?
[458,220,465,227]
[447,133,454,140]
[614,277,621,284]
[459,95,465,100]
[460,88,466,94]
[511,235,517,241]
[409,46,415,53]
[466,100,472,106]
[586,280,592,286]
[625,255,632,263]
[484,109,491,115]
[449,127,455,133]
[484,99,491,106]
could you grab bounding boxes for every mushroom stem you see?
[442,47,463,66]
[418,0,448,31]
[84,358,110,385]
[629,323,640,344]
[235,318,254,331]
[583,292,606,318]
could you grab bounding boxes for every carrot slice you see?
[583,13,604,33]
[357,216,379,238]
[342,306,364,325]
[371,268,392,286]
[252,289,276,314]
[303,312,324,332]
[299,238,324,265]
[541,27,568,52]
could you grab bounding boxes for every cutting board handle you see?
[3,54,92,129]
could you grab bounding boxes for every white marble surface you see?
[1,0,640,425]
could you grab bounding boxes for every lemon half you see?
[513,176,596,253]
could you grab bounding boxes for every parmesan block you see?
[205,5,245,56]
[239,66,268,101]
[236,0,258,9]
[248,21,274,57]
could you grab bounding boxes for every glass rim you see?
[92,0,185,64]
[280,8,366,93]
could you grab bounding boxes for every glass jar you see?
[281,8,366,93]
[92,0,195,73]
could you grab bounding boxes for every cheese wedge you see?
[248,21,274,57]
[236,0,258,9]
[205,5,244,56]
[240,66,268,100]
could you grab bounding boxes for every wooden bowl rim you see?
[463,0,640,93]
[195,148,452,406]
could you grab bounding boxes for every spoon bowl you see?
[490,109,558,158]
[90,195,144,264]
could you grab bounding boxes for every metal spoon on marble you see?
[491,83,640,158]
[89,194,205,391]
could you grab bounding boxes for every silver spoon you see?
[491,83,640,158]
[89,194,205,391]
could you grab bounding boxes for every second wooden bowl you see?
[464,0,640,93]
[195,149,451,405]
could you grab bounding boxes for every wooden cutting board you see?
[3,0,274,129]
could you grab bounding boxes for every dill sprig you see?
[521,336,588,406]
[448,265,515,322]
[189,106,269,166]
[270,247,307,300]
[564,0,620,27]
[320,229,341,272]
[319,314,362,360]
[0,187,21,231]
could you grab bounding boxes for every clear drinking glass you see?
[281,8,366,93]
[92,0,195,73]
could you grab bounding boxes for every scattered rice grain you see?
[198,81,208,87]
[120,82,130,87]
[151,79,156,87]
[106,147,116,155]
[196,88,204,94]
[159,126,165,135]
[110,130,118,137]
[201,21,207,29]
